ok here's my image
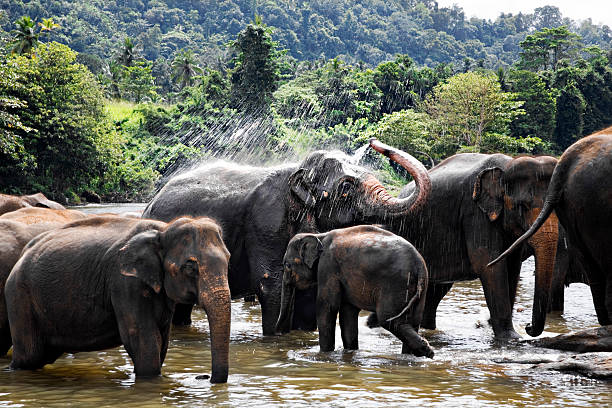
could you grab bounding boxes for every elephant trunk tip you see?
[525,323,544,338]
[209,366,229,384]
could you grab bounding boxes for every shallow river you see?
[1,204,610,407]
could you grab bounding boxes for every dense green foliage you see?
[0,43,157,200]
[1,3,612,201]
[2,1,610,69]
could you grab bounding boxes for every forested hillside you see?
[2,0,611,69]
[1,2,612,203]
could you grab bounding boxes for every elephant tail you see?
[488,199,556,267]
[488,159,568,268]
[386,269,426,323]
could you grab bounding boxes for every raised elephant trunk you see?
[275,270,296,335]
[526,210,559,337]
[367,138,431,217]
[199,283,231,383]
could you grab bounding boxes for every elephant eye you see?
[181,260,199,278]
[338,181,354,198]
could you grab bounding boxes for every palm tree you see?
[171,49,203,89]
[10,16,39,55]
[38,18,60,42]
[117,37,136,67]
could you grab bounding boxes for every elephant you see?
[0,207,88,224]
[370,139,560,339]
[0,192,65,215]
[276,225,434,358]
[5,215,231,382]
[142,147,431,336]
[490,129,612,334]
[0,208,89,356]
[548,224,588,312]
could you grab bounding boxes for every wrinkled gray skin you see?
[143,146,430,336]
[277,225,433,358]
[371,141,559,339]
[491,132,612,332]
[6,216,231,382]
[0,193,65,215]
[0,208,89,356]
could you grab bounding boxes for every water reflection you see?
[0,205,609,406]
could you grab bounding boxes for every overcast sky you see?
[435,1,612,28]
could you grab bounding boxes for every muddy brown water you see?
[0,204,610,407]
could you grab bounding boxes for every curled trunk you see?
[199,285,231,383]
[367,139,432,217]
[526,211,559,337]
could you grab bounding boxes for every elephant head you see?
[119,217,231,383]
[472,156,559,337]
[21,193,65,210]
[277,234,323,333]
[288,141,431,231]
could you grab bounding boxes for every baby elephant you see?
[276,225,434,358]
[5,215,231,382]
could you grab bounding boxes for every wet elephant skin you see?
[277,225,433,358]
[143,148,430,336]
[376,150,560,339]
[0,192,65,215]
[491,129,612,333]
[0,208,89,356]
[5,216,231,382]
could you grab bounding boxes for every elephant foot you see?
[493,328,522,340]
[420,316,436,330]
[366,313,380,328]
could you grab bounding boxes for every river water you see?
[1,204,610,407]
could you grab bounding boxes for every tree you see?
[0,42,114,195]
[38,18,60,42]
[117,37,136,67]
[518,26,582,72]
[119,61,158,103]
[171,49,203,90]
[424,72,524,148]
[508,70,557,141]
[229,21,283,113]
[533,6,563,30]
[554,80,585,150]
[10,16,39,55]
[367,109,435,163]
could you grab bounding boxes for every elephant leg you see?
[316,278,341,352]
[470,249,520,339]
[339,301,360,350]
[507,251,522,309]
[9,315,47,370]
[0,325,11,357]
[421,283,453,330]
[0,301,11,356]
[549,275,566,313]
[172,303,194,326]
[292,287,317,331]
[381,321,434,358]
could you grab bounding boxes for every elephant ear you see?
[119,230,164,293]
[289,168,317,208]
[299,235,323,269]
[473,167,504,222]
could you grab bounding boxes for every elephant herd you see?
[0,128,611,384]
